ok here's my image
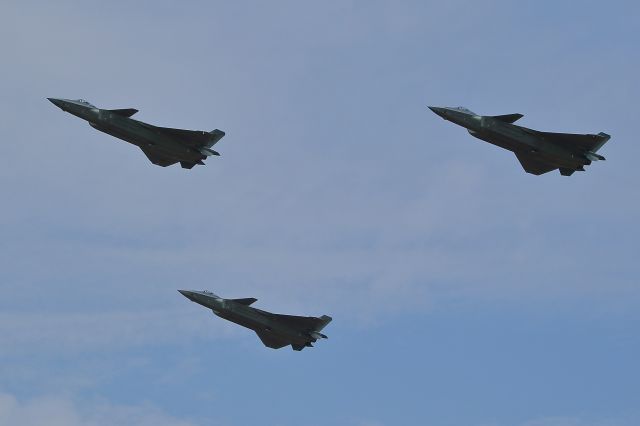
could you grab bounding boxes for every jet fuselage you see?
[179,290,328,350]
[428,106,612,176]
[49,98,205,164]
[430,107,586,170]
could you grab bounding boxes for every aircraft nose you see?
[47,98,65,109]
[178,289,195,300]
[428,106,444,115]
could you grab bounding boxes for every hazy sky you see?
[1,1,639,425]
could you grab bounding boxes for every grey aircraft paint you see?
[179,290,332,351]
[428,106,611,176]
[48,98,225,169]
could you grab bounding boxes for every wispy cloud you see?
[0,309,237,355]
[0,391,197,426]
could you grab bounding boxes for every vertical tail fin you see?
[591,132,611,153]
[316,315,332,332]
[206,129,226,148]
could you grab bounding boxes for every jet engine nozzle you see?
[199,147,220,157]
[585,152,606,162]
[309,331,328,340]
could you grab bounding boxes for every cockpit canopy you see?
[451,106,476,115]
[75,99,95,107]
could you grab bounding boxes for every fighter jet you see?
[179,290,332,351]
[428,106,611,176]
[48,98,225,169]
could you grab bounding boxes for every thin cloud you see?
[0,391,198,426]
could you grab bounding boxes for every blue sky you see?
[1,1,639,425]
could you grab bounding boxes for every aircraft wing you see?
[155,126,225,149]
[532,130,611,154]
[514,151,557,175]
[270,313,332,332]
[254,329,291,349]
[230,298,258,306]
[139,146,179,167]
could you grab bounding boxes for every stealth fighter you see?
[428,106,611,176]
[179,290,332,351]
[48,98,225,169]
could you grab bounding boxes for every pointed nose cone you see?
[428,106,443,115]
[428,106,450,120]
[178,289,195,300]
[47,98,65,109]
